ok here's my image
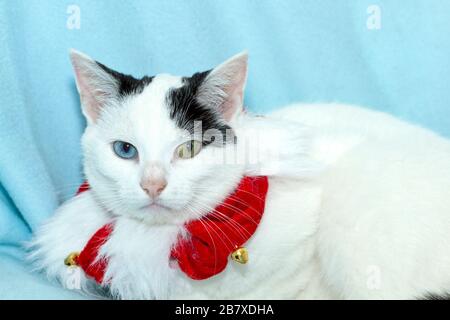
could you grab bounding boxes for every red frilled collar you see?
[73,176,269,283]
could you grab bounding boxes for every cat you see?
[28,50,450,299]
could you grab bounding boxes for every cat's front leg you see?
[27,191,111,296]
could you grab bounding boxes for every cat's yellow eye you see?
[175,140,202,159]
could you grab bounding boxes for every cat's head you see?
[71,50,248,225]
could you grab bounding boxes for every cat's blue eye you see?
[113,141,138,160]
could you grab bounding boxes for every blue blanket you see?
[1,0,449,299]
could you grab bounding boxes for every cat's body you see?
[273,104,450,299]
[29,51,450,299]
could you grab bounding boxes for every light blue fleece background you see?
[0,1,449,299]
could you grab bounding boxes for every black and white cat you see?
[29,50,450,299]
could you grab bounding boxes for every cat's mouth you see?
[140,202,172,212]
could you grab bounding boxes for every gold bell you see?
[231,247,249,264]
[64,252,80,267]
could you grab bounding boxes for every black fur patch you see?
[95,62,234,146]
[166,70,234,145]
[96,62,154,97]
[420,292,450,300]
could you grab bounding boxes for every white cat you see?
[28,50,450,300]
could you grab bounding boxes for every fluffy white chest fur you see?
[28,51,450,299]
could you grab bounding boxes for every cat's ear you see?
[69,49,119,124]
[198,51,248,122]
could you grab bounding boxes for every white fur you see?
[28,53,450,300]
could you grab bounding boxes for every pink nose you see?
[140,179,167,198]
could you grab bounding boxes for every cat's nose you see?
[140,178,167,198]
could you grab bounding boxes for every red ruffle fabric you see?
[170,176,269,279]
